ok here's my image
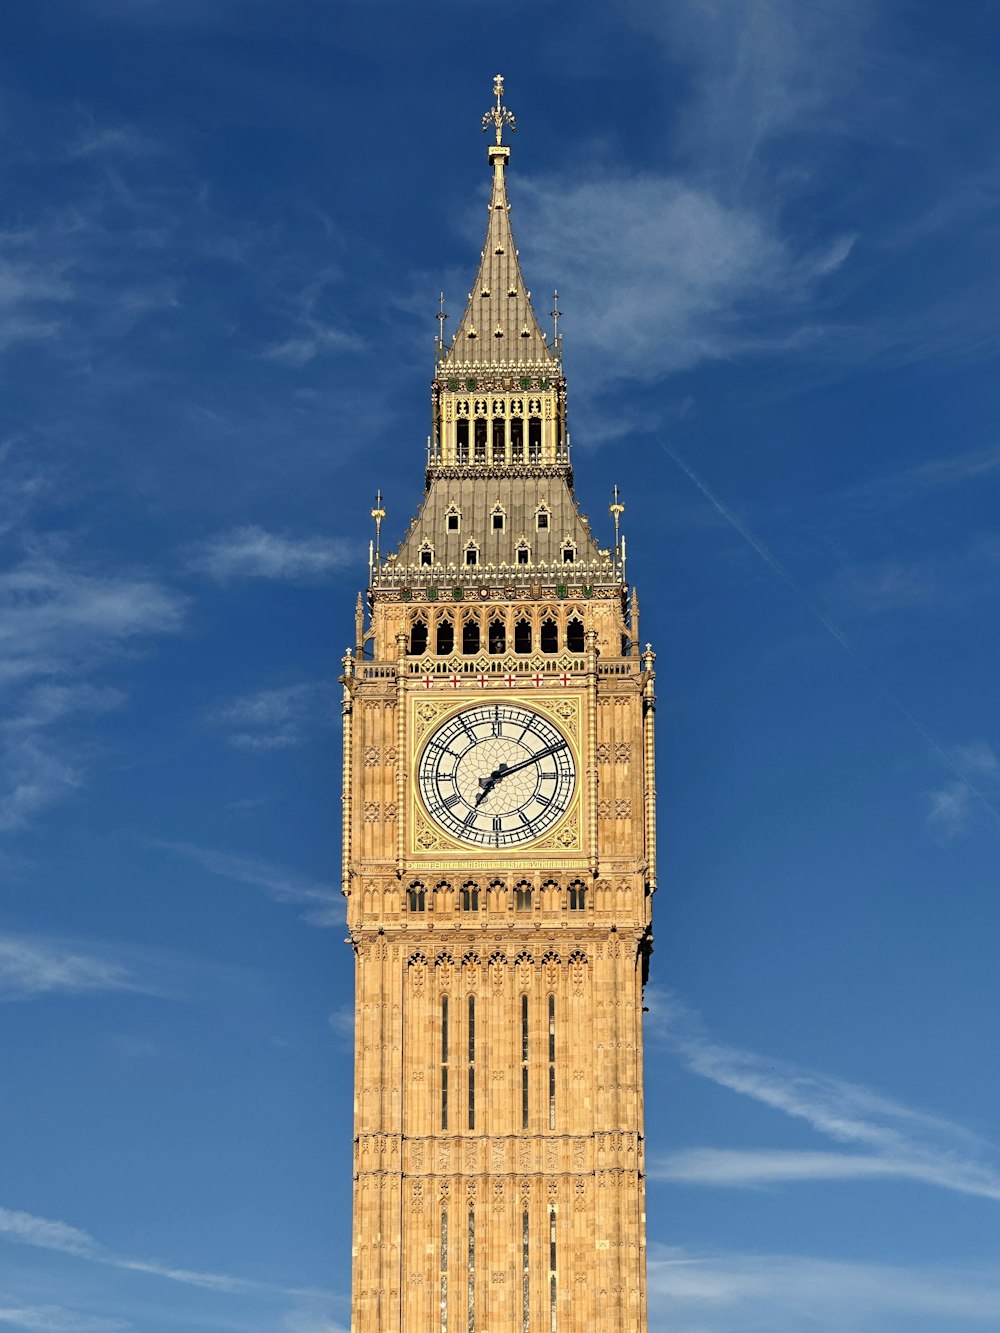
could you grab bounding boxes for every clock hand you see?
[473,741,567,806]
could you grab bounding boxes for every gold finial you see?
[610,484,625,570]
[371,490,386,567]
[482,73,516,146]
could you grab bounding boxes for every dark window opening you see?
[465,545,478,567]
[420,548,433,566]
[515,885,532,911]
[408,886,426,912]
[622,634,631,656]
[568,881,587,911]
[455,420,469,464]
[410,620,428,655]
[462,620,480,655]
[474,419,487,462]
[441,996,449,1129]
[488,618,506,654]
[510,417,524,461]
[461,884,480,911]
[528,417,542,462]
[540,618,558,654]
[492,418,505,464]
[562,545,576,563]
[492,511,505,531]
[436,620,454,655]
[517,546,529,565]
[536,510,549,531]
[514,619,532,653]
[566,618,585,653]
[447,511,460,532]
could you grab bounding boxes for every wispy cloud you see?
[154,841,342,926]
[0,1202,331,1303]
[259,269,363,365]
[0,1302,128,1333]
[186,526,357,582]
[649,993,1000,1202]
[0,934,142,1003]
[0,556,186,831]
[927,741,999,843]
[327,1006,354,1048]
[648,1245,1000,1331]
[518,172,852,397]
[209,682,335,750]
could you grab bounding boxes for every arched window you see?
[528,416,542,462]
[455,419,469,464]
[488,617,506,654]
[462,618,480,654]
[408,883,426,912]
[409,618,428,656]
[540,618,558,653]
[492,418,505,464]
[474,419,487,462]
[566,617,585,653]
[515,882,532,911]
[461,882,479,911]
[436,618,454,655]
[510,415,523,461]
[568,881,587,911]
[514,618,532,653]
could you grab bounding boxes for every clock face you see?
[418,704,576,848]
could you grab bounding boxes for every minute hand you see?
[474,740,568,807]
[487,740,567,784]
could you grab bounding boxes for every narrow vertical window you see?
[522,1209,530,1333]
[441,996,449,1131]
[468,994,476,1130]
[521,994,529,1130]
[441,1209,449,1333]
[548,994,556,1130]
[549,1208,557,1332]
[468,1209,476,1333]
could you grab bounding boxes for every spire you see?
[440,75,555,372]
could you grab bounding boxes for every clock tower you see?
[342,77,656,1333]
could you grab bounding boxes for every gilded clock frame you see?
[406,690,585,863]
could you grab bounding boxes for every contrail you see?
[662,443,1000,827]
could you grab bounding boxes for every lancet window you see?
[462,618,481,654]
[488,617,506,653]
[410,618,428,656]
[436,618,455,655]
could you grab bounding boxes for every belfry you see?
[342,76,656,1332]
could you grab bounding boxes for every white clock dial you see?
[418,704,575,847]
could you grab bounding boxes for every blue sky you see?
[1,1,999,1329]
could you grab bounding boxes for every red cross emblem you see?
[504,673,517,688]
[559,673,571,687]
[532,673,544,688]
[422,675,433,689]
[476,673,489,689]
[449,674,461,689]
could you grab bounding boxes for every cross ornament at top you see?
[482,73,516,145]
